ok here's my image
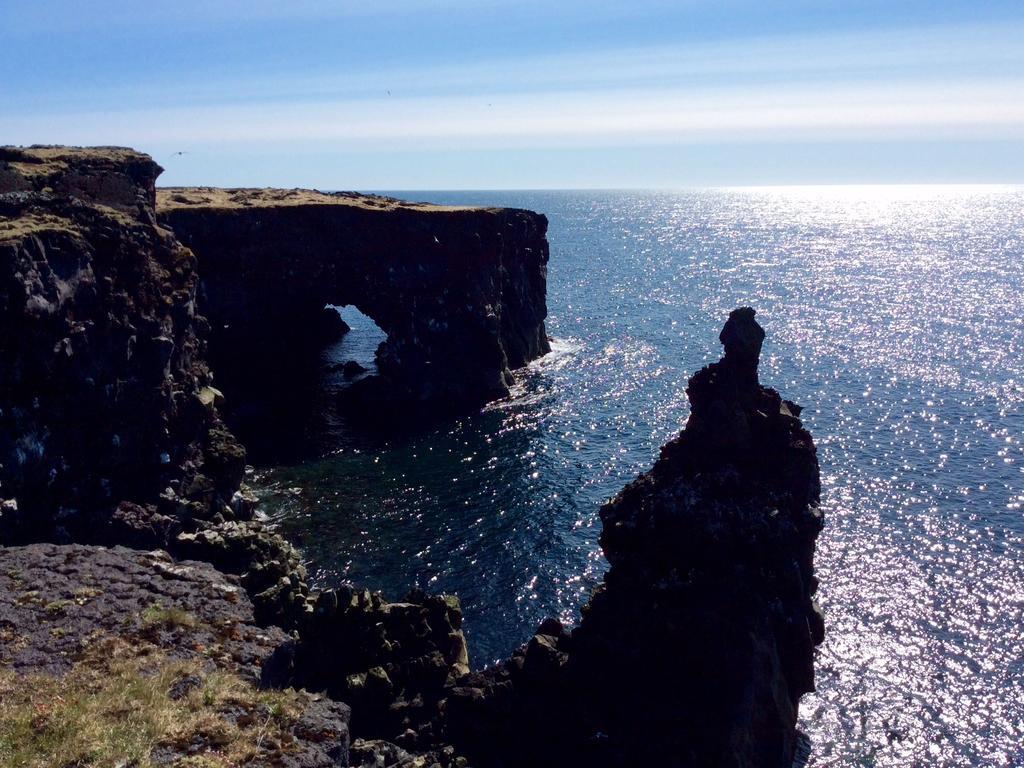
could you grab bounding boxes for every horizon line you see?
[253,183,1024,194]
[152,183,1023,192]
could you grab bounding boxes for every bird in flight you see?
[171,151,189,156]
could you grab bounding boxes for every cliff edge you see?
[157,186,550,422]
[0,146,525,766]
[0,145,223,546]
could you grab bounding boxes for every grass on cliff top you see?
[155,185,485,213]
[0,636,303,768]
[0,212,87,242]
[141,603,200,630]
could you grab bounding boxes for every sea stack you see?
[445,307,824,768]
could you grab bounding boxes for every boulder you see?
[343,359,368,378]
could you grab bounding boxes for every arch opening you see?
[206,301,393,465]
[321,304,387,378]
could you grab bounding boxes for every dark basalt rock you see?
[0,542,285,678]
[0,148,317,636]
[284,586,470,744]
[0,147,486,764]
[443,308,824,768]
[173,519,311,625]
[342,360,367,378]
[156,187,550,424]
[316,305,352,343]
[0,146,216,544]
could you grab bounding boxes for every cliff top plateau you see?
[158,186,484,213]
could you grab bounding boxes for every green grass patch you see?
[142,603,200,631]
[0,637,304,767]
[43,599,75,615]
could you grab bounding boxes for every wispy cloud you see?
[2,8,1022,185]
[4,79,1022,149]
[14,21,1024,111]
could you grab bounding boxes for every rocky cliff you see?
[157,187,550,425]
[443,308,824,768]
[0,143,329,667]
[1,146,822,767]
[0,146,520,766]
[0,145,229,547]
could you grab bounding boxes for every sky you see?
[1,0,1023,188]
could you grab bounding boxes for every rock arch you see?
[157,188,550,420]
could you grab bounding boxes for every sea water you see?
[254,187,1024,766]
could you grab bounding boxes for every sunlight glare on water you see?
[255,186,1024,766]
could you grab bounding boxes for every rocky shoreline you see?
[1,146,823,767]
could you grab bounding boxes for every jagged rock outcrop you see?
[0,145,220,543]
[443,308,824,768]
[0,145,312,623]
[157,187,550,423]
[268,586,470,750]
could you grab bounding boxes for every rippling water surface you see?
[254,187,1024,766]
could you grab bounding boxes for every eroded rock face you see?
[0,146,214,543]
[0,146,313,621]
[444,308,824,768]
[262,586,470,750]
[157,187,550,420]
[1,146,823,766]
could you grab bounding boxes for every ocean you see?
[253,188,1023,766]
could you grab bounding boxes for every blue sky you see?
[1,0,1022,188]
